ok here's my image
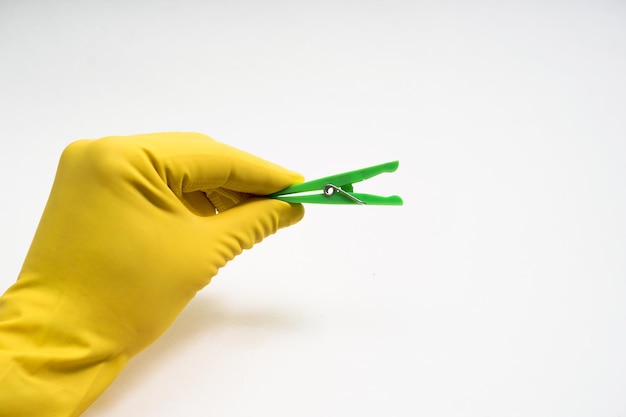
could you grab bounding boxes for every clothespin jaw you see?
[268,160,403,205]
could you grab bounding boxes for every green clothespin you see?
[268,160,403,205]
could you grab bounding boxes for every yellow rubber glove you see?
[0,132,304,417]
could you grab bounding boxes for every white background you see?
[1,1,626,416]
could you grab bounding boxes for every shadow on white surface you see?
[83,292,310,416]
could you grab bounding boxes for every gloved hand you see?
[0,132,304,417]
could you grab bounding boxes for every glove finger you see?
[126,132,304,196]
[202,198,305,270]
[205,189,248,213]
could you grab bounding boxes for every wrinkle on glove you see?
[0,132,304,417]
